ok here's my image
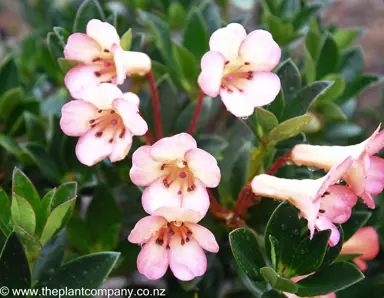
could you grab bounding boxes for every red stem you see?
[208,190,233,220]
[234,183,252,216]
[188,90,205,135]
[267,152,292,176]
[147,71,163,140]
[145,130,155,145]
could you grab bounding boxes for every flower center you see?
[155,221,193,249]
[221,61,253,93]
[160,160,196,194]
[89,109,126,143]
[92,50,117,83]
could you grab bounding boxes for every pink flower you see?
[128,211,219,281]
[251,158,356,246]
[64,19,151,99]
[130,133,221,222]
[198,23,281,117]
[60,83,147,166]
[291,125,384,208]
[341,226,380,271]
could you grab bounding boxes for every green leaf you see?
[246,108,278,138]
[174,96,213,134]
[305,31,322,61]
[229,228,266,282]
[39,198,76,246]
[0,134,23,157]
[120,28,132,50]
[342,211,371,242]
[262,290,288,298]
[53,27,70,49]
[267,115,313,146]
[57,58,78,75]
[47,32,64,62]
[283,81,333,120]
[0,55,20,96]
[260,267,298,293]
[318,225,344,270]
[11,193,37,235]
[339,47,364,84]
[67,217,92,254]
[87,187,121,251]
[342,74,382,101]
[0,87,23,123]
[267,91,285,121]
[32,229,66,283]
[296,262,364,296]
[269,235,278,270]
[51,182,78,210]
[168,2,186,29]
[40,189,56,228]
[12,168,40,216]
[304,49,316,83]
[172,43,199,92]
[265,16,294,46]
[292,4,322,30]
[313,74,346,103]
[182,9,209,59]
[35,252,120,289]
[199,1,221,35]
[0,233,31,290]
[314,101,347,122]
[0,190,12,235]
[276,59,302,103]
[333,28,362,51]
[265,202,302,274]
[197,135,229,161]
[288,230,331,277]
[335,253,363,263]
[280,0,300,19]
[13,225,42,261]
[316,34,340,79]
[24,112,46,145]
[73,0,105,33]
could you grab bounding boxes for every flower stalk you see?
[147,71,163,140]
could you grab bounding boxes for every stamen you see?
[92,57,101,62]
[319,209,325,214]
[225,61,230,65]
[104,49,110,53]
[321,191,330,198]
[177,190,182,195]
[98,110,102,113]
[94,71,101,77]
[244,62,250,65]
[166,245,170,250]
[161,164,166,170]
[179,172,187,179]
[119,128,126,138]
[95,131,103,137]
[108,138,113,143]
[181,239,185,245]
[111,119,118,126]
[89,119,95,124]
[156,238,164,246]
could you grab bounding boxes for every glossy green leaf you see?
[260,267,298,293]
[338,46,364,84]
[296,262,364,296]
[73,0,105,33]
[0,233,31,290]
[35,252,120,289]
[172,43,199,92]
[39,189,56,235]
[342,211,372,242]
[57,58,78,75]
[292,4,322,30]
[265,202,302,274]
[229,228,266,282]
[280,0,300,19]
[182,9,209,59]
[276,59,302,102]
[120,28,132,50]
[0,56,20,96]
[199,1,221,35]
[288,230,331,277]
[314,101,347,122]
[53,27,69,49]
[267,91,285,121]
[32,229,66,283]
[316,34,340,79]
[342,74,382,102]
[262,290,288,298]
[51,182,78,210]
[11,193,36,235]
[267,115,313,146]
[313,74,346,103]
[0,189,12,235]
[333,28,362,50]
[246,108,278,138]
[266,16,294,46]
[168,2,186,29]
[335,253,363,263]
[197,135,229,161]
[318,225,344,270]
[12,168,40,216]
[0,87,23,122]
[283,81,333,120]
[305,31,322,61]
[0,134,23,157]
[24,112,46,145]
[67,217,92,254]
[39,198,76,246]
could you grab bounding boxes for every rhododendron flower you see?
[60,83,147,166]
[291,125,384,208]
[341,226,380,271]
[285,275,336,298]
[198,23,281,117]
[128,210,219,280]
[130,133,221,222]
[251,158,356,246]
[64,19,151,99]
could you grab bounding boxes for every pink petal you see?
[154,207,203,223]
[344,154,369,196]
[365,125,383,155]
[137,236,169,280]
[181,179,210,222]
[185,148,221,188]
[220,88,255,117]
[315,216,340,247]
[142,179,182,215]
[361,192,375,209]
[184,223,219,253]
[128,215,167,244]
[81,83,124,110]
[168,234,207,281]
[75,127,113,166]
[239,30,281,72]
[209,23,247,61]
[366,156,384,194]
[342,227,380,259]
[320,185,357,224]
[64,65,104,99]
[150,133,197,162]
[113,98,148,136]
[248,72,281,107]
[64,33,102,63]
[130,146,164,186]
[109,129,133,162]
[60,100,98,136]
[353,258,368,272]
[86,19,120,51]
[123,92,140,107]
[197,51,225,97]
[111,44,126,84]
[122,51,152,76]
